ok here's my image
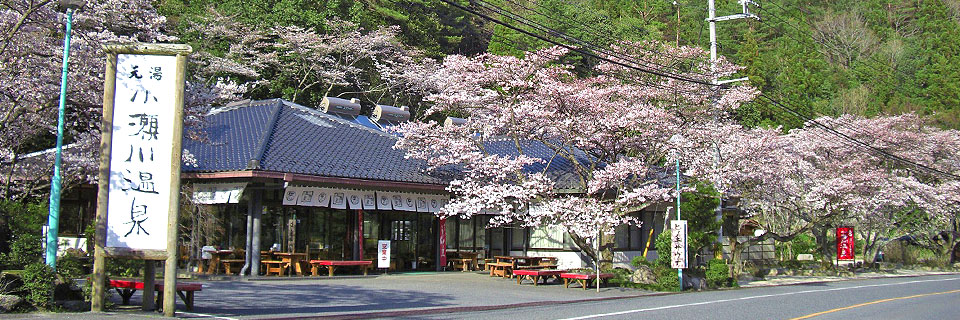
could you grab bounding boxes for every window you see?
[510,226,525,250]
[391,220,412,241]
[445,217,457,249]
[530,225,565,249]
[459,218,474,248]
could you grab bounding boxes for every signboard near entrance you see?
[670,220,688,269]
[836,226,855,261]
[378,240,391,269]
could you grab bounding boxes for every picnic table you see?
[448,251,480,271]
[560,272,614,290]
[512,269,565,286]
[200,249,236,274]
[108,279,202,311]
[273,252,308,276]
[309,260,373,276]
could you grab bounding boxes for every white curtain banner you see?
[282,187,301,205]
[376,192,393,210]
[329,190,348,209]
[346,190,364,209]
[398,194,417,212]
[415,196,429,213]
[193,183,246,204]
[362,191,377,210]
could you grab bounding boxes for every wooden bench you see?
[108,279,202,311]
[309,260,373,276]
[560,272,614,290]
[221,259,245,275]
[262,260,288,276]
[512,269,565,286]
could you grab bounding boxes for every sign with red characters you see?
[836,226,855,260]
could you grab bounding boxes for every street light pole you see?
[46,0,86,269]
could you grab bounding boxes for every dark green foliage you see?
[106,258,143,278]
[705,258,734,288]
[20,262,54,309]
[0,201,47,270]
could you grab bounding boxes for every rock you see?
[54,300,90,312]
[682,275,706,291]
[629,265,657,285]
[767,268,779,277]
[0,295,25,313]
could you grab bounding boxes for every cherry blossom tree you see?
[394,43,758,264]
[689,113,960,272]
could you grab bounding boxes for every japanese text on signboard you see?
[836,226,855,260]
[671,220,688,269]
[105,54,179,250]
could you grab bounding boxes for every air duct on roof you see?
[444,117,467,127]
[320,97,361,116]
[371,104,410,122]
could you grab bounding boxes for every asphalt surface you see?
[404,274,960,320]
[1,272,957,319]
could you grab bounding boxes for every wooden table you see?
[309,260,373,276]
[273,252,308,276]
[206,250,234,274]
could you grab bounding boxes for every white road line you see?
[177,311,240,320]
[557,276,960,320]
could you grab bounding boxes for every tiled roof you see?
[182,99,448,186]
[482,140,593,192]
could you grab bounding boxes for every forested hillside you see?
[158,0,960,129]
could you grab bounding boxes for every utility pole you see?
[706,0,758,257]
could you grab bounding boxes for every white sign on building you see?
[670,220,688,269]
[104,54,180,251]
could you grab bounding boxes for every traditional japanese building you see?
[181,97,671,273]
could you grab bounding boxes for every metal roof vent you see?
[320,97,361,116]
[371,105,410,122]
[444,117,467,127]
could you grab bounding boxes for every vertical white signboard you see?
[105,54,179,251]
[671,220,688,269]
[378,240,391,269]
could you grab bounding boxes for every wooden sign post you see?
[90,43,191,317]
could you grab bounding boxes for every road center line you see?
[788,288,960,320]
[557,276,960,320]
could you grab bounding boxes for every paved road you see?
[403,274,960,320]
[3,273,957,319]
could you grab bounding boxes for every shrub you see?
[706,259,734,288]
[20,262,55,309]
[654,232,672,267]
[0,233,42,269]
[779,259,804,270]
[653,264,680,291]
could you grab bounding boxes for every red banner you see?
[438,218,447,267]
[836,226,855,260]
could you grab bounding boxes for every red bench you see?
[108,279,202,311]
[512,269,565,286]
[559,272,614,290]
[309,260,373,276]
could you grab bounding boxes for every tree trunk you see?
[570,233,615,270]
[812,224,833,268]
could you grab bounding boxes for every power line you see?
[757,93,959,180]
[439,0,721,87]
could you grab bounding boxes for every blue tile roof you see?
[183,99,592,192]
[182,99,448,186]
[482,140,593,192]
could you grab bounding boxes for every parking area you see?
[111,271,651,319]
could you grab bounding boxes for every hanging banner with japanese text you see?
[671,220,688,269]
[836,226,855,261]
[104,53,183,251]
